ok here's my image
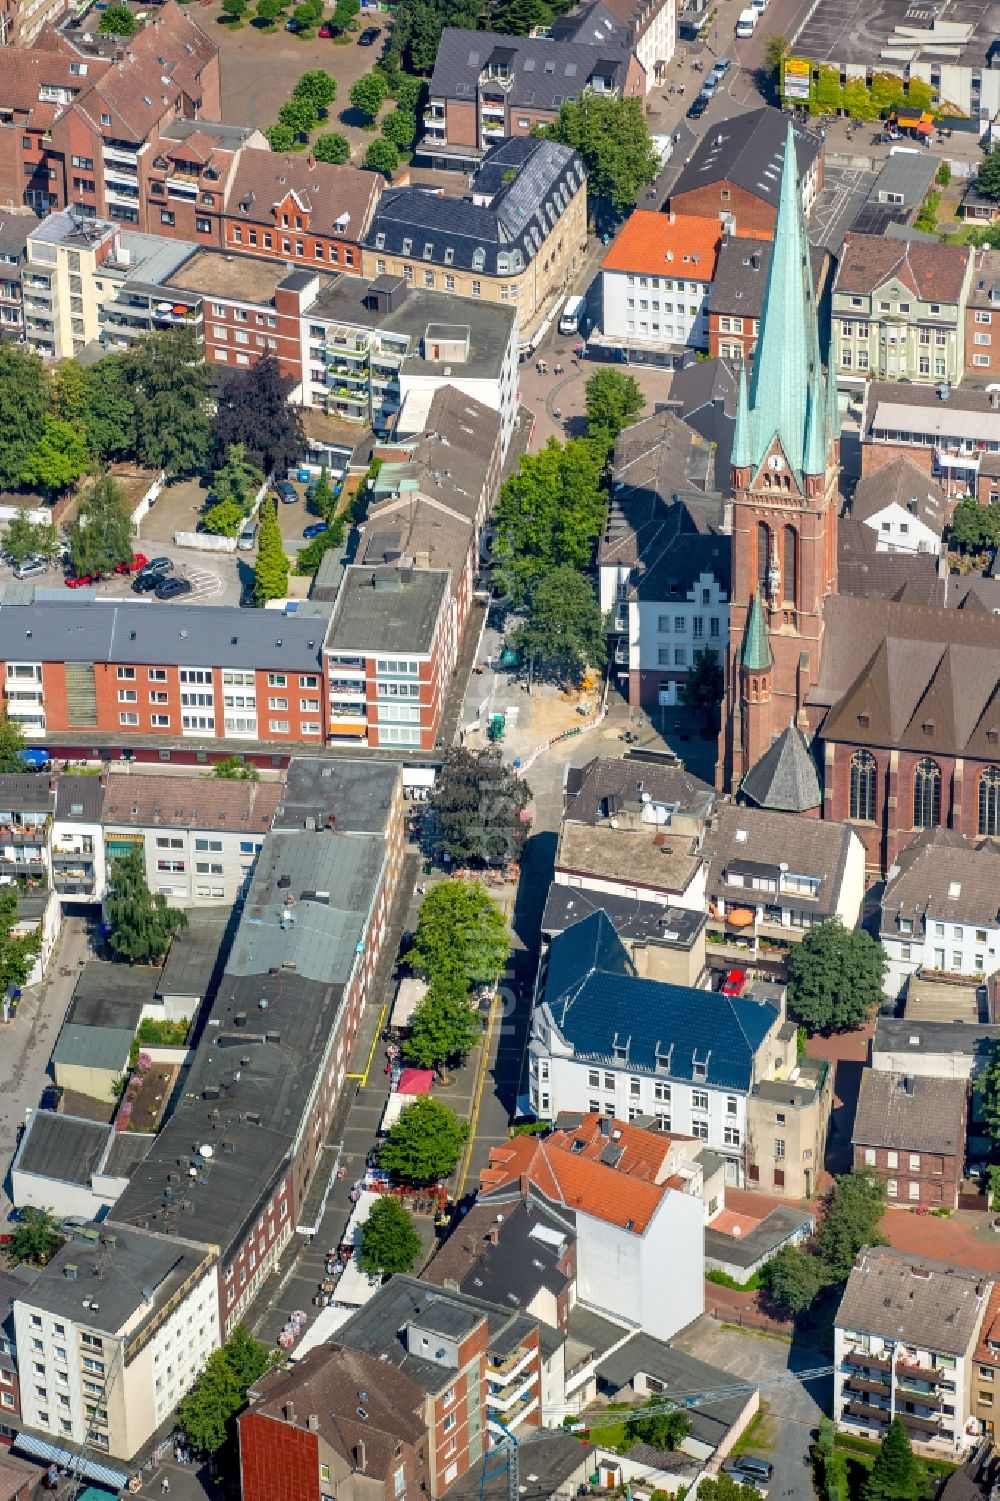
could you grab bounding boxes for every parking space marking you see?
[186,568,224,599]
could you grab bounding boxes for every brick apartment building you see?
[141,120,265,247]
[852,1069,968,1208]
[967,247,1000,380]
[0,0,69,48]
[860,381,1000,505]
[667,107,823,234]
[707,235,828,361]
[222,149,379,277]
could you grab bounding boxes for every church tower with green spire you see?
[717,120,840,793]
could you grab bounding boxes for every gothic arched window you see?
[849,751,877,823]
[978,766,1000,837]
[756,522,769,591]
[913,758,941,829]
[783,525,797,607]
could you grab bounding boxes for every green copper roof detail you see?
[825,354,840,442]
[742,586,772,672]
[802,363,828,478]
[744,120,830,479]
[732,359,752,468]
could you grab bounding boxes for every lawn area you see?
[732,1402,776,1456]
[832,1431,958,1500]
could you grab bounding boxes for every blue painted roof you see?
[545,914,778,1090]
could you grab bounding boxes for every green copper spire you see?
[746,120,824,479]
[742,586,773,672]
[732,358,752,468]
[825,357,840,443]
[802,362,828,477]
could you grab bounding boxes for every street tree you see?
[0,346,49,489]
[9,1208,62,1267]
[815,1170,886,1282]
[513,566,606,688]
[294,69,337,111]
[404,983,482,1083]
[105,847,187,964]
[265,123,296,151]
[761,1242,826,1317]
[584,367,645,458]
[393,75,425,113]
[379,1094,468,1185]
[21,416,89,496]
[0,710,25,774]
[220,1326,273,1394]
[0,884,43,996]
[863,1418,926,1501]
[313,132,350,164]
[126,328,213,476]
[214,354,305,477]
[786,919,886,1033]
[4,508,59,567]
[430,747,532,868]
[976,1038,1000,1149]
[364,138,399,177]
[278,95,318,140]
[67,472,134,579]
[99,3,137,32]
[176,1350,242,1454]
[494,438,604,604]
[680,649,725,734]
[381,107,417,149]
[222,0,247,20]
[350,70,389,125]
[255,0,282,22]
[543,94,658,218]
[764,32,788,77]
[358,1195,423,1276]
[978,143,1000,203]
[625,1408,691,1451]
[253,499,289,604]
[409,879,510,991]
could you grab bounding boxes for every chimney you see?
[902,1075,914,1096]
[307,1414,319,1432]
[284,1402,297,1424]
[487,1227,500,1246]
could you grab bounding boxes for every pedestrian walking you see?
[161,1478,170,1494]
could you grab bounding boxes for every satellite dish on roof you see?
[200,1144,214,1159]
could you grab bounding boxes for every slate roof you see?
[666,355,740,494]
[815,594,1000,757]
[851,455,947,534]
[543,912,778,1089]
[669,106,822,211]
[541,883,705,951]
[226,148,380,243]
[448,1433,595,1501]
[365,137,584,277]
[836,1245,991,1354]
[54,775,105,823]
[596,1333,754,1448]
[0,599,327,673]
[835,233,971,304]
[564,755,714,825]
[881,827,1000,932]
[837,517,941,603]
[423,1196,572,1306]
[0,775,54,813]
[429,27,633,113]
[608,408,718,530]
[741,724,822,812]
[709,237,828,320]
[853,1069,967,1156]
[704,804,854,918]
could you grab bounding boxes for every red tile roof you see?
[601,210,763,280]
[974,1282,1000,1370]
[836,233,971,305]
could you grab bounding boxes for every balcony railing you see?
[896,1359,948,1386]
[844,1351,892,1374]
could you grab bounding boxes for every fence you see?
[173,530,237,553]
[128,470,166,530]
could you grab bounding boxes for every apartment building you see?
[555,0,676,89]
[51,773,106,904]
[13,1224,219,1469]
[530,909,786,1183]
[222,149,379,276]
[832,235,974,392]
[879,830,1000,998]
[140,119,265,247]
[746,1066,833,1200]
[422,29,643,166]
[0,0,69,47]
[363,138,587,345]
[0,212,34,340]
[21,209,125,359]
[100,773,280,907]
[110,760,405,1339]
[849,458,947,558]
[668,107,823,233]
[835,1246,992,1456]
[973,1284,1000,1438]
[861,379,1000,504]
[0,774,54,890]
[324,564,455,750]
[966,248,1000,380]
[708,236,827,361]
[852,1070,968,1209]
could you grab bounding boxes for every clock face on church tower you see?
[766,454,785,473]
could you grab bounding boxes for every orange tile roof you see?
[975,1282,1000,1369]
[600,210,762,281]
[708,1209,761,1238]
[547,1112,674,1183]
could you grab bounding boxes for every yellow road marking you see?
[455,992,499,1199]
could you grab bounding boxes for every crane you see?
[480,1362,838,1500]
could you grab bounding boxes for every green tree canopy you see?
[10,1207,62,1267]
[213,756,260,781]
[490,0,552,32]
[786,919,886,1033]
[67,472,134,579]
[294,68,337,110]
[313,132,350,164]
[761,1242,826,1316]
[0,710,26,774]
[201,497,247,537]
[0,347,49,489]
[222,0,247,21]
[79,356,138,461]
[513,565,606,687]
[977,143,1000,203]
[431,747,532,868]
[265,123,296,151]
[253,498,289,604]
[255,0,283,21]
[815,1170,886,1282]
[404,983,482,1082]
[212,443,263,514]
[409,879,509,991]
[948,496,1000,555]
[358,1194,423,1275]
[350,70,389,124]
[105,847,188,964]
[863,1418,926,1501]
[214,354,305,477]
[175,1328,274,1456]
[364,138,399,177]
[278,94,318,139]
[584,367,645,458]
[381,107,417,149]
[379,1094,468,1185]
[126,328,213,476]
[494,438,604,604]
[696,1476,765,1501]
[976,1038,1000,1149]
[0,884,43,996]
[4,507,59,567]
[20,416,89,496]
[680,649,724,733]
[625,1408,691,1451]
[99,3,138,32]
[542,94,658,216]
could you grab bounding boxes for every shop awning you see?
[14,1433,130,1492]
[397,1067,434,1095]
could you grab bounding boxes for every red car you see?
[721,968,747,997]
[65,572,100,588]
[115,552,149,576]
[318,23,331,34]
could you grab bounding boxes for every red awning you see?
[396,1067,434,1095]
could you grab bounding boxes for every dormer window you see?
[375,232,385,250]
[422,242,433,260]
[401,237,412,255]
[472,247,486,271]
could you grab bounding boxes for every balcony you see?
[488,1394,538,1431]
[0,825,49,843]
[103,144,138,166]
[487,1371,537,1410]
[488,1346,535,1383]
[843,1377,891,1399]
[844,1399,889,1430]
[53,873,95,895]
[52,849,94,866]
[326,335,369,360]
[896,1359,948,1387]
[896,1386,943,1412]
[0,857,45,876]
[844,1351,892,1374]
[897,1411,942,1437]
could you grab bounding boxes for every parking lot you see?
[808,165,877,251]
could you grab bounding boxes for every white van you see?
[735,7,757,33]
[237,520,259,551]
[559,294,587,335]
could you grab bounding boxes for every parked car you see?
[712,55,732,75]
[303,521,328,539]
[65,571,100,588]
[155,575,192,600]
[687,93,709,118]
[702,73,718,94]
[132,570,162,594]
[14,557,48,579]
[275,480,298,504]
[115,551,149,575]
[723,1458,774,1486]
[141,556,173,577]
[239,579,257,608]
[39,1085,64,1112]
[721,968,747,997]
[358,24,380,42]
[318,22,331,34]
